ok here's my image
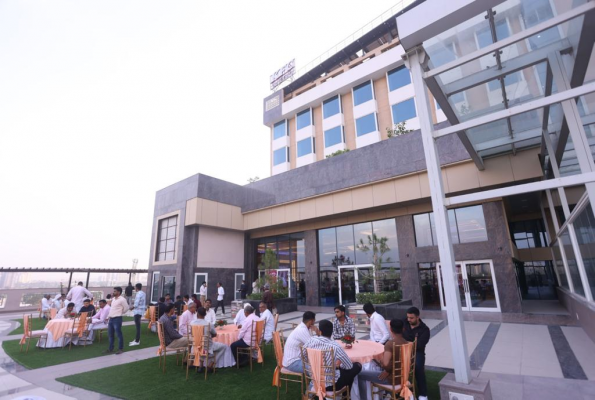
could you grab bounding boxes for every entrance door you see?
[194,273,208,295]
[436,260,500,312]
[234,273,245,300]
[338,264,375,305]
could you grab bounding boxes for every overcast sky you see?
[0,0,409,270]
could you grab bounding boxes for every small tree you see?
[355,234,391,293]
[257,248,287,297]
[325,149,350,158]
[386,121,412,138]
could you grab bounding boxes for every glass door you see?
[437,263,466,309]
[338,264,375,305]
[234,273,245,300]
[162,276,175,298]
[194,273,208,295]
[151,272,160,303]
[277,268,292,297]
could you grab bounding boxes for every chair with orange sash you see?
[236,319,265,372]
[49,308,57,320]
[271,331,303,400]
[19,314,48,353]
[148,306,157,333]
[64,312,89,350]
[300,346,350,400]
[156,321,186,373]
[187,324,216,380]
[371,339,417,400]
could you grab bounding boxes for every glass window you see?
[354,222,374,265]
[273,120,287,140]
[162,276,175,298]
[297,138,312,157]
[521,0,560,50]
[355,113,377,137]
[572,205,595,296]
[428,42,456,68]
[353,81,373,106]
[273,147,287,165]
[318,228,337,267]
[552,242,568,289]
[151,272,160,302]
[387,65,411,91]
[509,219,548,249]
[560,229,584,297]
[372,219,399,264]
[324,126,343,148]
[455,205,488,243]
[297,108,311,130]
[323,96,340,119]
[414,214,433,247]
[336,225,355,265]
[392,98,417,123]
[414,206,484,247]
[0,294,6,308]
[156,215,177,262]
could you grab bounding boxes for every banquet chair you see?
[64,312,89,350]
[300,346,350,400]
[49,308,57,320]
[186,324,216,381]
[156,322,186,374]
[274,313,280,331]
[371,339,417,400]
[236,319,265,372]
[272,331,303,400]
[20,314,48,353]
[148,306,157,333]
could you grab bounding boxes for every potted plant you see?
[340,334,357,349]
[214,319,227,329]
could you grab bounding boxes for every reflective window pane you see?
[572,206,595,296]
[354,222,374,265]
[156,216,177,262]
[561,229,584,297]
[297,109,311,130]
[324,126,343,148]
[323,96,340,119]
[372,219,399,264]
[455,205,488,243]
[353,81,373,106]
[318,228,337,267]
[414,214,433,247]
[297,138,312,157]
[273,120,287,140]
[273,147,287,165]
[387,65,411,91]
[392,98,417,124]
[355,113,377,137]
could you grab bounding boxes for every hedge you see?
[356,290,402,304]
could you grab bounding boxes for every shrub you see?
[356,290,402,304]
[247,291,287,300]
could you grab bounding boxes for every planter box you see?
[346,299,413,322]
[244,297,298,317]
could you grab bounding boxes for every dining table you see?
[212,324,240,345]
[37,318,88,348]
[336,339,385,400]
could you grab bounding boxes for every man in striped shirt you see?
[303,319,362,392]
[282,311,318,373]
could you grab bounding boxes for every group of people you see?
[282,304,430,400]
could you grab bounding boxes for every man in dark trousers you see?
[124,282,134,306]
[238,280,248,299]
[403,307,430,400]
[262,284,275,312]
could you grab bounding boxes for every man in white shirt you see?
[104,286,129,355]
[178,302,197,335]
[282,311,319,373]
[41,295,52,319]
[199,281,208,304]
[52,293,65,310]
[91,300,110,330]
[230,305,260,367]
[129,283,147,347]
[66,282,93,312]
[234,303,249,326]
[363,302,390,344]
[204,299,216,325]
[258,302,275,343]
[190,307,229,371]
[214,282,225,315]
[56,302,75,319]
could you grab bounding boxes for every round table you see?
[336,339,384,364]
[212,324,240,345]
[38,319,76,348]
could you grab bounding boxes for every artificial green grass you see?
[2,323,157,369]
[8,316,136,335]
[57,345,446,400]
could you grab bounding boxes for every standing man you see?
[66,282,93,312]
[214,283,225,315]
[403,307,430,400]
[238,280,247,299]
[252,278,260,294]
[104,286,129,355]
[262,284,275,312]
[199,281,208,304]
[332,305,355,340]
[363,303,390,344]
[41,295,52,319]
[124,282,134,306]
[52,293,65,310]
[129,283,146,347]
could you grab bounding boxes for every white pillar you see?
[403,46,471,384]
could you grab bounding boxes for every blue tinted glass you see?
[392,98,417,123]
[323,96,340,119]
[273,147,287,165]
[487,71,520,91]
[355,113,377,137]
[324,126,343,148]
[429,44,455,67]
[297,109,311,130]
[387,66,411,91]
[353,81,373,106]
[273,120,286,140]
[297,138,312,157]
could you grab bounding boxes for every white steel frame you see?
[259,268,293,298]
[337,264,375,305]
[193,272,209,296]
[234,273,245,301]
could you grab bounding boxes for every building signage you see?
[270,59,295,90]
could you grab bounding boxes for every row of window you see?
[156,216,178,262]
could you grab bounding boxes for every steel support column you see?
[545,189,575,293]
[404,46,471,384]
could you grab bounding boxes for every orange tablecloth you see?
[336,339,384,364]
[212,325,240,345]
[45,319,74,340]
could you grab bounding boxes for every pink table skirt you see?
[46,319,75,340]
[213,325,240,345]
[336,339,384,364]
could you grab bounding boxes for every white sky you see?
[0,0,406,270]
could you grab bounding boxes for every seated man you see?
[53,293,65,310]
[234,303,249,326]
[183,294,190,305]
[303,319,362,392]
[164,294,173,305]
[56,302,75,319]
[90,299,110,330]
[157,297,167,318]
[178,302,197,336]
[332,305,355,340]
[79,298,96,316]
[204,299,216,325]
[258,301,275,343]
[190,307,229,371]
[191,294,202,308]
[364,302,390,344]
[357,319,409,400]
[174,295,186,315]
[282,311,318,373]
[229,305,259,366]
[158,304,189,350]
[41,294,52,319]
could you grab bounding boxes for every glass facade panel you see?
[572,205,595,296]
[277,236,291,270]
[273,147,287,166]
[560,230,584,297]
[552,243,568,289]
[273,120,287,140]
[414,214,433,247]
[509,219,548,249]
[324,126,343,148]
[392,98,417,123]
[455,206,488,243]
[387,65,411,91]
[353,81,373,106]
[162,276,175,298]
[373,219,399,264]
[297,138,312,157]
[323,96,340,119]
[296,109,311,130]
[355,113,377,137]
[353,222,374,265]
[151,272,160,303]
[336,225,355,265]
[318,228,337,267]
[156,215,177,262]
[0,294,6,308]
[418,263,440,310]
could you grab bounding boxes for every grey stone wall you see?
[304,230,320,307]
[192,267,244,307]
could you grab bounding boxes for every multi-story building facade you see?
[147,0,595,346]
